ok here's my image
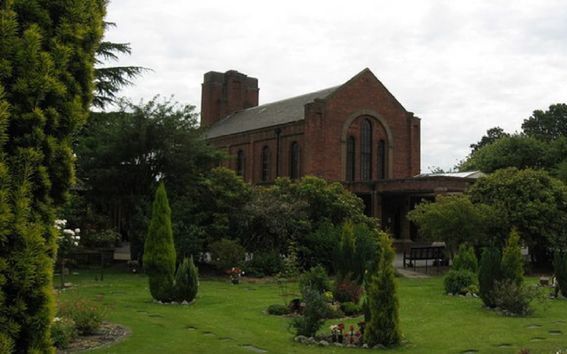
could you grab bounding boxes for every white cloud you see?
[103,0,567,171]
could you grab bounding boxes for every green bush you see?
[299,265,330,295]
[501,229,524,286]
[209,239,245,271]
[173,257,199,303]
[51,317,77,349]
[290,288,327,337]
[444,269,476,294]
[479,247,502,308]
[267,304,290,316]
[340,301,361,316]
[298,222,340,272]
[244,251,283,277]
[144,183,176,302]
[553,251,567,297]
[59,299,106,335]
[0,333,14,354]
[364,233,401,347]
[493,280,541,316]
[452,244,478,272]
[82,229,121,249]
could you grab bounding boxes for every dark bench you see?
[403,244,446,273]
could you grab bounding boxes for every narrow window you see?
[346,136,355,181]
[236,150,245,177]
[378,139,386,179]
[261,146,270,182]
[290,142,300,180]
[361,119,372,181]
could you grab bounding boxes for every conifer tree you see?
[553,251,567,297]
[173,257,199,303]
[364,233,401,347]
[144,183,176,301]
[501,228,524,286]
[478,247,502,308]
[0,1,105,351]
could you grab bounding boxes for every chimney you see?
[201,70,259,127]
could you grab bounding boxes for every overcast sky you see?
[104,0,567,171]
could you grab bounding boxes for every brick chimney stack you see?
[201,70,259,127]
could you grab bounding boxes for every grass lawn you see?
[57,269,567,354]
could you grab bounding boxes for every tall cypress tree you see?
[0,1,105,351]
[144,183,176,302]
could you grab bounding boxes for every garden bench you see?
[403,244,446,273]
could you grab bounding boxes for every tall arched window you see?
[378,139,386,179]
[361,119,372,181]
[236,150,245,177]
[346,136,355,181]
[290,142,300,180]
[261,146,270,182]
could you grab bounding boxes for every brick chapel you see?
[202,68,480,247]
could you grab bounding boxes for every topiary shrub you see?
[299,265,330,295]
[144,183,176,302]
[51,317,77,349]
[452,244,478,272]
[501,228,524,286]
[267,304,290,316]
[364,233,401,347]
[444,270,476,295]
[340,302,362,316]
[173,257,199,303]
[290,288,327,337]
[479,246,502,308]
[553,251,567,297]
[209,239,245,271]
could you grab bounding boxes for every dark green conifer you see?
[144,183,176,301]
[478,247,502,307]
[173,257,199,303]
[501,228,524,286]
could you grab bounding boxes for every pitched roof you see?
[206,86,339,139]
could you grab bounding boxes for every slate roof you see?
[206,86,339,139]
[414,171,485,179]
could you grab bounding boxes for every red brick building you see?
[202,69,478,245]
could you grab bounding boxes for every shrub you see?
[501,229,524,286]
[479,247,502,308]
[267,304,290,316]
[173,257,199,303]
[340,302,361,316]
[298,222,340,273]
[364,233,401,347]
[299,265,330,295]
[209,238,245,271]
[244,251,283,277]
[82,229,121,249]
[553,251,567,297]
[333,275,363,303]
[59,299,106,335]
[143,183,176,302]
[336,222,356,280]
[452,244,478,272]
[444,269,476,295]
[0,334,14,354]
[51,317,77,349]
[493,280,541,316]
[290,288,327,337]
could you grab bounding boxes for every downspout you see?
[275,128,282,177]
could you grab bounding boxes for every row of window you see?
[236,142,301,181]
[346,119,387,182]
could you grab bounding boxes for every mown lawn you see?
[57,270,567,354]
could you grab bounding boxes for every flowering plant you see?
[55,219,80,288]
[228,267,244,284]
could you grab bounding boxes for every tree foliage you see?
[478,247,502,308]
[0,1,105,351]
[522,103,567,141]
[500,228,524,286]
[364,233,401,347]
[469,126,510,153]
[144,183,176,302]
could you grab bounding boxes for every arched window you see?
[236,150,245,177]
[378,139,386,179]
[346,136,355,181]
[290,142,300,180]
[361,119,372,181]
[261,146,270,182]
